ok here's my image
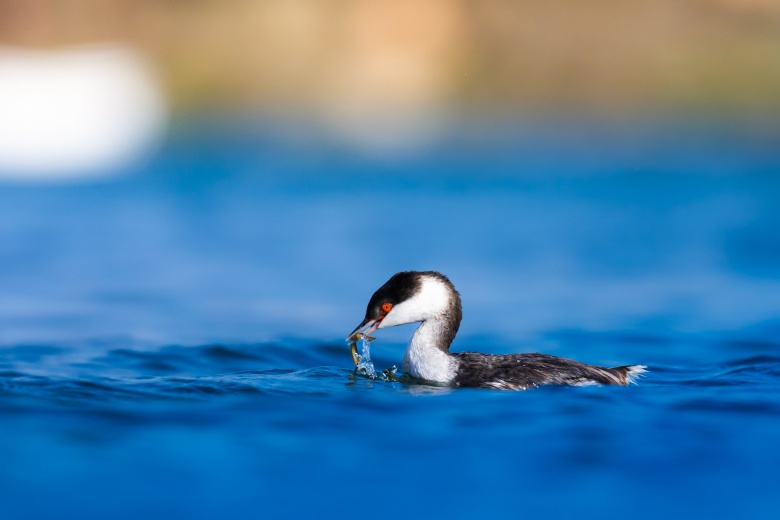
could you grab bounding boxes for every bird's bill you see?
[347,317,381,341]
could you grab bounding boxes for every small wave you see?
[2,338,779,411]
[0,365,372,408]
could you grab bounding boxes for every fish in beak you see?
[346,317,382,342]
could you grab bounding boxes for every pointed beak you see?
[347,317,381,341]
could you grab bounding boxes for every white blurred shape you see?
[0,44,167,181]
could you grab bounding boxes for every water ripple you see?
[1,339,779,409]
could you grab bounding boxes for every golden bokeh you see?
[1,0,779,113]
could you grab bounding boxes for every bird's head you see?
[347,271,461,340]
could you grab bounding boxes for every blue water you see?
[2,116,780,519]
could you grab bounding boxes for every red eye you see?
[381,303,393,313]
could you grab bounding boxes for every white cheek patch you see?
[379,277,450,329]
[379,299,421,328]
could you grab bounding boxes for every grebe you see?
[348,271,645,390]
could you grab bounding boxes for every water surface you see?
[1,117,779,519]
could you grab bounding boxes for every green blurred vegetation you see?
[2,0,779,114]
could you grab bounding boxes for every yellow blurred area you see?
[1,0,779,113]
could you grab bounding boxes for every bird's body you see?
[453,352,640,390]
[349,271,645,390]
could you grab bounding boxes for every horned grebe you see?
[348,271,646,390]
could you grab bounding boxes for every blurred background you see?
[1,0,780,343]
[2,3,780,519]
[5,0,780,112]
[2,0,779,169]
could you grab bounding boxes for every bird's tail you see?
[612,365,647,385]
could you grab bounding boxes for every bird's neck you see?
[402,316,458,384]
